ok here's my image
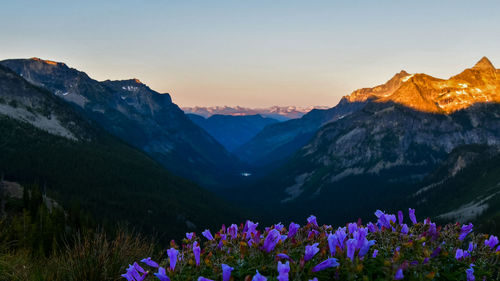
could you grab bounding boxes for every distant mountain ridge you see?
[187,113,279,152]
[182,105,329,120]
[0,64,240,238]
[0,57,241,189]
[236,57,500,227]
[235,57,500,167]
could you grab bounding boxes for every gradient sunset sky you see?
[1,0,499,107]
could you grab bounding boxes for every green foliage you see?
[0,190,159,281]
[0,116,242,241]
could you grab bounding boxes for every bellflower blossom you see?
[327,233,338,256]
[409,208,417,225]
[263,229,281,252]
[228,224,238,239]
[193,242,201,266]
[485,235,499,249]
[287,222,300,239]
[186,232,194,240]
[202,229,214,241]
[455,249,465,260]
[274,222,285,231]
[198,277,214,281]
[304,243,320,261]
[367,222,378,233]
[245,221,259,238]
[394,268,404,280]
[221,264,233,281]
[277,261,290,281]
[459,223,474,241]
[466,264,475,281]
[359,239,376,257]
[252,270,267,281]
[307,215,318,227]
[346,238,357,261]
[311,258,339,272]
[397,210,404,225]
[154,267,170,281]
[468,242,476,252]
[348,222,358,234]
[167,248,179,271]
[140,257,159,268]
[335,227,347,249]
[276,253,292,261]
[401,224,409,235]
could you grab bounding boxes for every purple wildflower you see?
[287,222,300,239]
[277,253,292,261]
[359,239,376,257]
[202,229,214,241]
[222,264,233,281]
[125,264,140,280]
[140,257,159,268]
[335,227,347,248]
[275,222,285,231]
[394,268,404,280]
[166,248,179,271]
[354,228,368,249]
[121,272,134,281]
[186,232,194,240]
[304,243,320,262]
[346,238,357,261]
[367,222,378,233]
[430,247,441,258]
[133,262,146,274]
[466,264,475,281]
[309,279,318,281]
[277,261,290,281]
[252,270,267,281]
[348,222,358,234]
[397,210,403,225]
[245,221,259,237]
[228,224,238,239]
[154,267,170,281]
[459,223,474,241]
[485,235,499,249]
[193,241,201,266]
[409,208,417,225]
[455,249,464,260]
[311,258,339,272]
[328,233,338,256]
[263,229,281,252]
[307,215,318,227]
[375,210,395,229]
[372,249,379,258]
[198,277,214,281]
[468,242,476,252]
[401,224,409,235]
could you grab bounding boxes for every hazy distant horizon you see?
[1,0,499,107]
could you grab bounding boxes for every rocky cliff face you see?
[243,57,500,224]
[0,58,240,189]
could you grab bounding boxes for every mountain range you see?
[187,113,279,152]
[2,55,500,237]
[0,58,241,189]
[182,105,329,121]
[232,57,500,232]
[0,64,241,239]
